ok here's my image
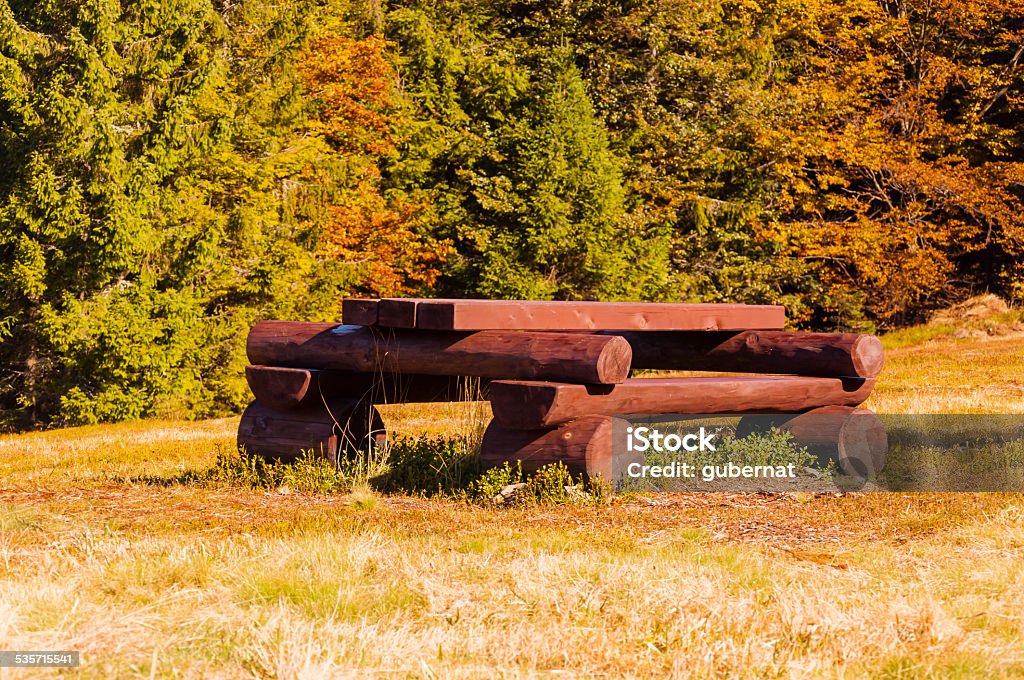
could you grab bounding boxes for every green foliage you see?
[377,434,480,495]
[178,447,355,494]
[467,459,610,507]
[384,6,674,300]
[468,50,669,300]
[713,429,818,470]
[637,426,819,472]
[525,462,576,505]
[4,0,1024,429]
[155,437,608,506]
[467,460,523,502]
[0,0,367,428]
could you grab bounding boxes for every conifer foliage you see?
[2,0,1023,428]
[0,0,331,427]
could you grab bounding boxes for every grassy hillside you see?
[2,329,1024,676]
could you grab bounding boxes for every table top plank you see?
[414,299,786,331]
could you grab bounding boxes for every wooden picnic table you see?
[237,298,886,482]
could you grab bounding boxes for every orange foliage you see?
[302,34,397,155]
[300,33,450,296]
[324,176,452,297]
[773,0,1024,325]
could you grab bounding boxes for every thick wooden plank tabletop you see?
[341,298,379,326]
[344,299,786,331]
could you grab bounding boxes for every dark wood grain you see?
[489,376,876,429]
[245,365,489,408]
[479,416,641,481]
[377,298,419,328]
[246,321,632,384]
[236,398,386,464]
[341,298,379,326]
[612,330,884,378]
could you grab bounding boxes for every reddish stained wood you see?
[479,416,641,481]
[341,298,379,326]
[237,398,386,464]
[377,298,419,328]
[245,366,313,410]
[489,376,876,429]
[377,298,513,328]
[245,365,489,409]
[736,406,887,479]
[402,299,785,331]
[356,298,492,328]
[613,330,884,378]
[780,406,887,478]
[246,321,632,384]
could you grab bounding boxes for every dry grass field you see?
[2,324,1024,677]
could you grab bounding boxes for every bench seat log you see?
[246,321,632,385]
[489,376,876,429]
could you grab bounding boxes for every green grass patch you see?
[135,437,610,507]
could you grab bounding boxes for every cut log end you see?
[245,365,312,410]
[738,406,888,479]
[851,334,885,378]
[595,335,633,385]
[822,407,888,478]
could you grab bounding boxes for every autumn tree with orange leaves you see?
[770,0,1024,326]
[299,32,451,297]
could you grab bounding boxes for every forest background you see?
[2,0,1023,430]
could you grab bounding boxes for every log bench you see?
[237,298,886,481]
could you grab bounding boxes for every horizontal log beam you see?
[245,365,489,410]
[479,416,641,481]
[237,398,385,464]
[610,330,884,378]
[489,376,876,429]
[361,299,786,331]
[247,322,632,384]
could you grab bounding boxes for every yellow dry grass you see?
[865,330,1024,414]
[1,330,1024,677]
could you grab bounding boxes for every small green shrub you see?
[467,461,610,507]
[525,462,574,504]
[148,438,617,506]
[377,435,480,495]
[713,429,818,470]
[173,447,353,494]
[467,461,523,503]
